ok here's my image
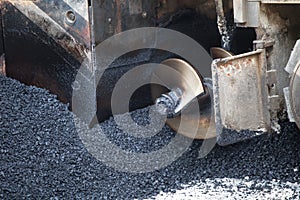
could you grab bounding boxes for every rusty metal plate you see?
[289,61,300,129]
[212,50,271,145]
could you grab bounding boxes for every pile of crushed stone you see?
[0,75,299,199]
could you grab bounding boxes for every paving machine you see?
[1,0,300,145]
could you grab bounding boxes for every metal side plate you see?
[212,49,271,145]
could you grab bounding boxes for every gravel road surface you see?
[1,75,299,199]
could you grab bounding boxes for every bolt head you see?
[142,12,147,18]
[66,10,76,24]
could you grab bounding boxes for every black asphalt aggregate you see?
[0,75,299,199]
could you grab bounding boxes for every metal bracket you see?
[266,70,277,86]
[266,69,278,95]
[253,39,276,50]
[268,95,280,111]
[233,0,260,28]
[234,0,300,28]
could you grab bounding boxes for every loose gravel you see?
[1,75,300,199]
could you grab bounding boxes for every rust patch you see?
[64,22,91,47]
[218,58,255,77]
